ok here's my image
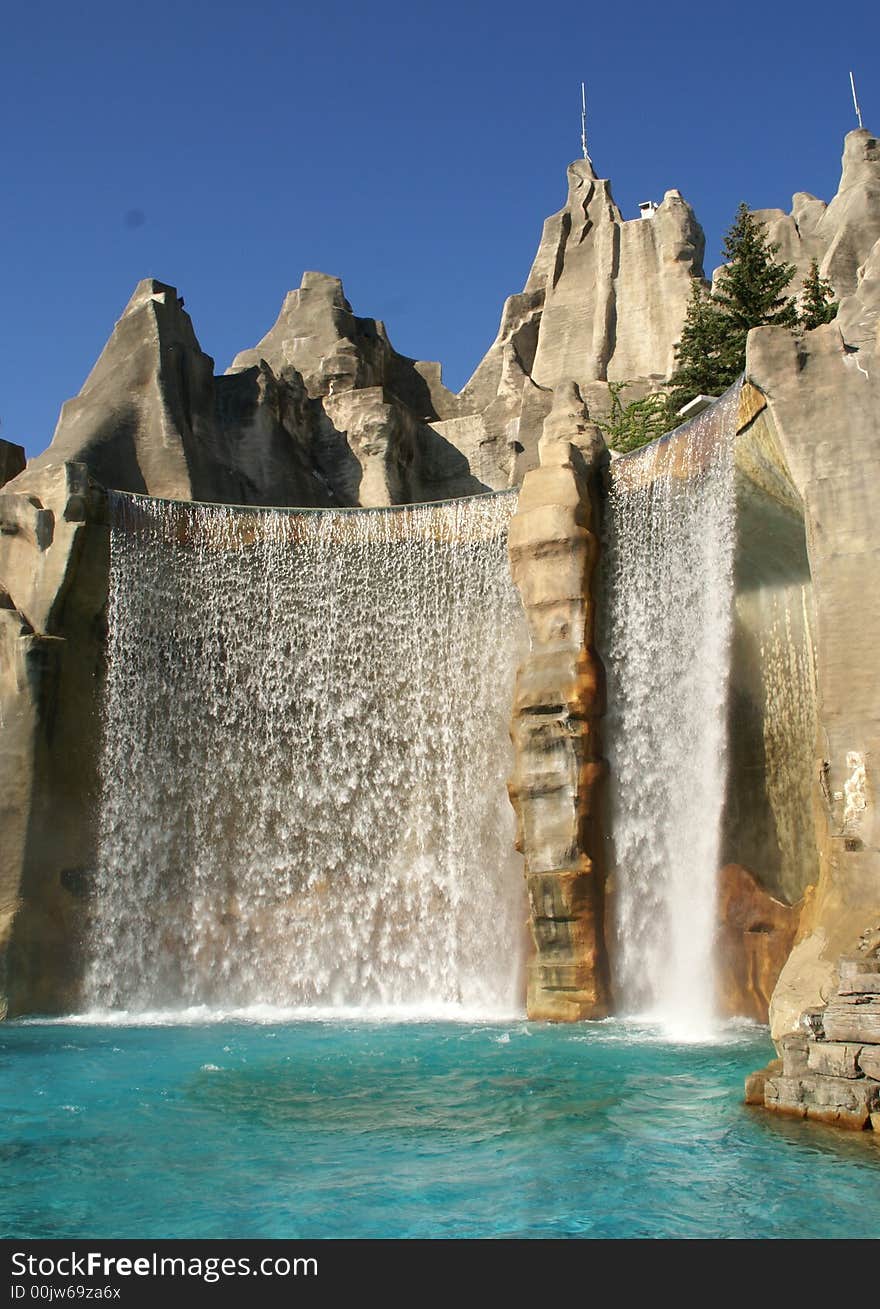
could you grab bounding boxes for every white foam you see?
[21,1000,526,1028]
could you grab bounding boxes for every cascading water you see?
[85,492,528,1018]
[600,388,740,1040]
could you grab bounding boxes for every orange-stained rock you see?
[744,1058,782,1105]
[716,863,801,1023]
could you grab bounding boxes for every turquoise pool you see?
[2,1018,878,1239]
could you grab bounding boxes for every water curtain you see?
[601,388,740,1038]
[86,493,528,1017]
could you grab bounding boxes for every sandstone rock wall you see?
[740,131,880,1039]
[507,384,611,1020]
[715,863,800,1023]
[722,391,821,914]
[0,463,107,1016]
[751,936,880,1132]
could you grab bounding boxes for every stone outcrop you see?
[431,160,706,489]
[754,935,880,1131]
[29,281,227,502]
[715,863,801,1023]
[15,157,708,511]
[507,383,611,1020]
[227,272,483,505]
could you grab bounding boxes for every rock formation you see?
[715,863,800,1023]
[719,130,880,306]
[226,271,481,505]
[507,383,611,1020]
[0,463,106,1015]
[748,931,880,1132]
[0,441,26,490]
[28,281,231,502]
[431,159,705,489]
[23,274,484,512]
[736,133,880,1046]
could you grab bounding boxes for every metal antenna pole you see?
[850,71,864,129]
[580,82,591,164]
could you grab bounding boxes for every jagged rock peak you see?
[440,154,705,492]
[26,277,215,500]
[228,270,453,423]
[121,277,187,313]
[717,125,880,303]
[840,127,880,189]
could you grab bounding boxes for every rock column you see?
[507,382,611,1021]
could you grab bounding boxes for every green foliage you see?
[596,382,675,453]
[714,203,798,332]
[667,280,735,413]
[800,258,838,329]
[668,203,798,412]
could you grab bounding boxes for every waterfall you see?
[85,493,528,1018]
[600,389,740,1040]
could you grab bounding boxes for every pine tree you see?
[800,258,838,330]
[667,279,731,412]
[712,202,797,365]
[669,203,798,412]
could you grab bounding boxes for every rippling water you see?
[2,1021,878,1239]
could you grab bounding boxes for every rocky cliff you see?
[14,157,706,516]
[432,159,705,489]
[739,134,880,1043]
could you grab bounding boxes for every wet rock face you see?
[507,383,611,1021]
[715,863,800,1023]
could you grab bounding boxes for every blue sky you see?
[2,0,876,457]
